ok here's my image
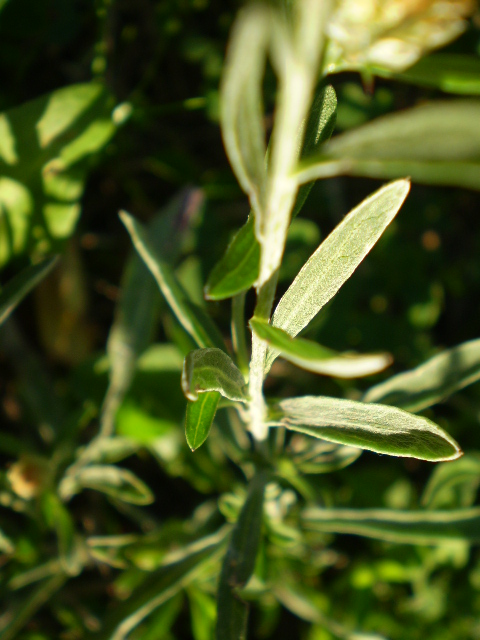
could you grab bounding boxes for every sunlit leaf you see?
[271,395,462,461]
[363,338,480,412]
[296,101,480,191]
[182,348,247,402]
[266,180,410,371]
[120,211,225,351]
[0,256,58,325]
[251,318,391,378]
[185,391,221,452]
[216,471,268,640]
[302,505,480,544]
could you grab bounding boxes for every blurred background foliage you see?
[1,0,480,639]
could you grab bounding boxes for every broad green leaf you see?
[295,101,480,191]
[287,436,362,474]
[0,83,122,267]
[220,4,269,214]
[182,348,247,402]
[92,527,228,640]
[363,338,480,412]
[377,54,480,95]
[302,505,480,545]
[205,85,337,301]
[64,465,154,505]
[0,256,58,325]
[102,192,202,437]
[270,395,462,461]
[185,391,221,451]
[267,180,410,371]
[216,470,268,640]
[120,211,225,351]
[251,318,391,378]
[422,453,480,509]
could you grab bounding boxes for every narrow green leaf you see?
[0,256,58,325]
[422,453,480,509]
[71,465,154,505]
[302,505,480,545]
[296,101,480,191]
[182,348,247,402]
[216,471,268,640]
[271,395,462,461]
[120,211,225,351]
[267,180,410,371]
[378,54,480,95]
[363,338,480,412]
[92,528,228,640]
[41,492,79,575]
[204,85,337,301]
[251,318,391,378]
[287,436,362,474]
[185,391,221,452]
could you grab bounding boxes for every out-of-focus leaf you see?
[271,395,462,461]
[302,505,480,544]
[188,585,217,640]
[120,211,225,351]
[102,191,203,437]
[286,436,362,474]
[251,318,391,378]
[41,492,80,575]
[92,527,229,640]
[0,83,121,266]
[185,391,221,452]
[378,54,480,95]
[296,101,480,191]
[62,465,154,505]
[0,527,14,553]
[0,256,58,325]
[363,338,480,412]
[205,85,337,301]
[216,470,268,640]
[86,437,140,464]
[182,348,247,402]
[422,453,480,509]
[266,180,410,371]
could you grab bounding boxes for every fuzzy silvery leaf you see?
[266,179,410,371]
[182,348,247,402]
[271,395,461,461]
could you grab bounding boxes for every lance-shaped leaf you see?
[376,54,480,95]
[363,338,480,412]
[422,453,480,509]
[185,391,221,452]
[120,211,225,351]
[0,256,58,325]
[266,180,410,371]
[287,436,362,475]
[251,318,391,378]
[270,395,462,462]
[182,348,247,402]
[302,505,480,545]
[295,101,480,191]
[205,85,337,301]
[216,471,268,640]
[61,465,154,505]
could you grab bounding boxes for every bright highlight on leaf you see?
[270,395,462,461]
[182,348,247,402]
[251,318,391,378]
[266,179,410,371]
[185,391,221,452]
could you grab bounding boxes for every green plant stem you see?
[231,292,250,375]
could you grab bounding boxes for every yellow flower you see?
[325,0,477,73]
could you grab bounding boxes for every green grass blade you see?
[182,348,247,402]
[251,318,391,378]
[363,338,480,412]
[267,180,410,371]
[272,395,462,461]
[216,470,268,640]
[120,211,225,351]
[302,506,480,545]
[0,256,58,325]
[185,391,221,452]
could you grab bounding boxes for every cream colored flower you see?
[324,0,477,73]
